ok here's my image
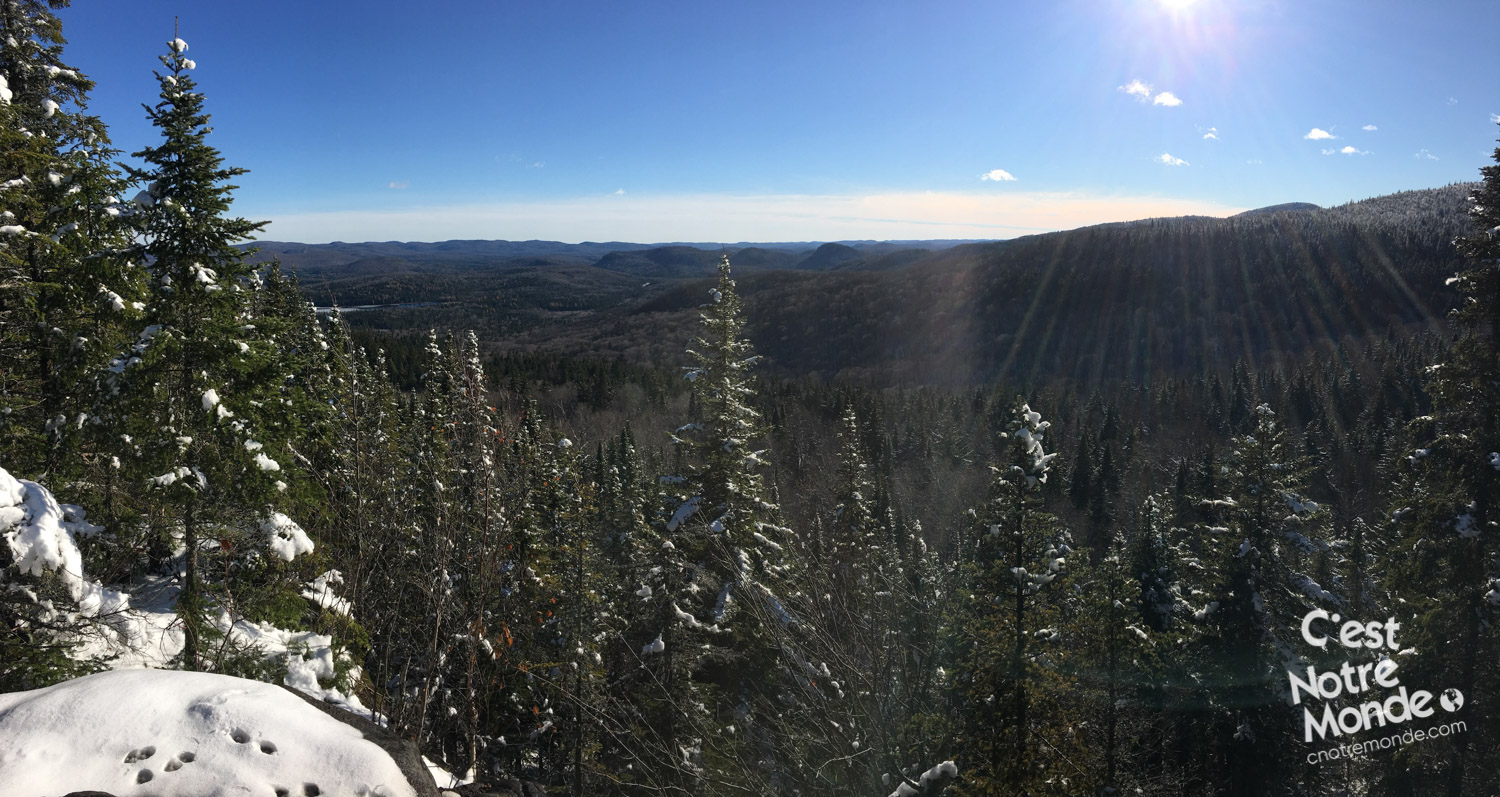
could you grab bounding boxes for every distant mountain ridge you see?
[244,237,994,289]
[278,185,1478,387]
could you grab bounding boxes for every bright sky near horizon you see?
[57,0,1500,244]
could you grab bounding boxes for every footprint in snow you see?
[123,745,155,763]
[163,750,196,772]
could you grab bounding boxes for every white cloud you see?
[613,188,626,196]
[1447,97,1459,106]
[1415,149,1439,160]
[1118,80,1181,107]
[1323,146,1369,156]
[1490,113,1500,123]
[1202,126,1218,140]
[1304,128,1335,140]
[387,181,409,190]
[1158,153,1189,166]
[980,169,1017,182]
[253,191,1248,244]
[1362,124,1378,131]
[528,161,545,168]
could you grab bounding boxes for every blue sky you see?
[58,0,1500,243]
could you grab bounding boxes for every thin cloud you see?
[1304,128,1336,140]
[1447,97,1459,106]
[613,188,626,196]
[528,161,545,168]
[1202,126,1219,140]
[1490,113,1500,123]
[1152,91,1183,107]
[1362,124,1378,131]
[1323,146,1369,156]
[980,169,1018,182]
[387,181,409,189]
[1119,79,1152,100]
[1158,153,1189,166]
[1415,149,1439,160]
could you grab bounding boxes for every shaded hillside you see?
[592,246,725,278]
[482,185,1474,387]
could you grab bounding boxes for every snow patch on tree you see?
[263,512,313,561]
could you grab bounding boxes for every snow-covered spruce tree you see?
[110,36,306,672]
[944,402,1079,795]
[1378,126,1500,796]
[1118,492,1204,791]
[0,0,140,484]
[0,0,142,692]
[386,331,462,745]
[1190,404,1339,796]
[1069,515,1161,794]
[591,423,673,787]
[529,427,608,797]
[647,254,799,791]
[312,314,412,726]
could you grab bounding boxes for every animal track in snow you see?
[136,769,153,784]
[123,745,156,763]
[163,750,196,772]
[230,728,251,744]
[260,740,278,754]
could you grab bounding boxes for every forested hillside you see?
[5,4,1500,796]
[338,186,1471,389]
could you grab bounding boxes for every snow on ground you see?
[1,463,423,787]
[2,464,352,703]
[0,669,416,797]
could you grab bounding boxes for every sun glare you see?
[1159,0,1199,10]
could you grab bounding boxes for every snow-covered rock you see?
[0,669,425,796]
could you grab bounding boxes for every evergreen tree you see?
[945,402,1078,794]
[0,0,142,691]
[110,35,302,672]
[0,0,140,484]
[645,254,801,792]
[1192,404,1337,796]
[1379,124,1500,795]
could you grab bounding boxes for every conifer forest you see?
[4,2,1500,795]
